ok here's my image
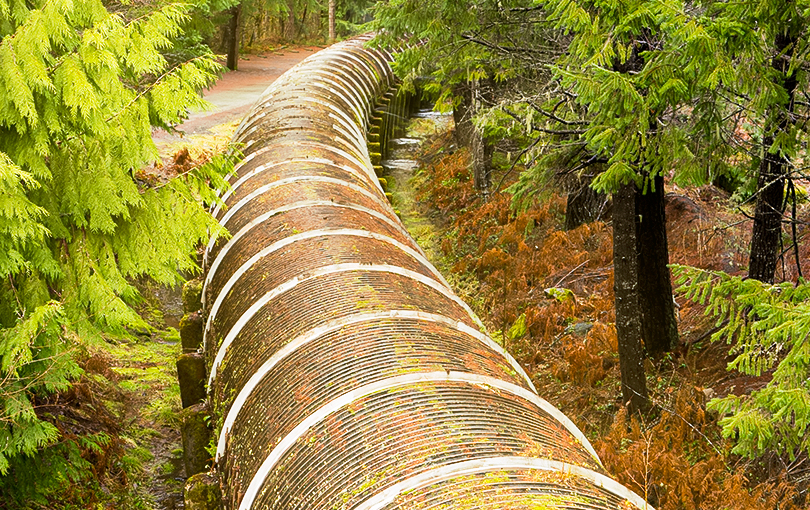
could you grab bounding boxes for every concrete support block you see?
[181,403,212,477]
[180,311,204,353]
[184,472,222,510]
[182,278,203,314]
[177,352,206,408]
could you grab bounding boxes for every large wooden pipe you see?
[203,35,651,510]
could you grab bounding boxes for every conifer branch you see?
[527,98,587,126]
[106,55,215,126]
[501,106,586,135]
[494,134,544,193]
[460,33,551,56]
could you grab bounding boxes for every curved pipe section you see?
[205,35,652,510]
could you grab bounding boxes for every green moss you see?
[184,473,221,510]
[182,279,204,314]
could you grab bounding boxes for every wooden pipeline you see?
[203,35,653,510]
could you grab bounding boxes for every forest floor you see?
[388,122,810,509]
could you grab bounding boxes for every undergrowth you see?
[409,130,806,509]
[0,147,217,509]
[0,325,184,509]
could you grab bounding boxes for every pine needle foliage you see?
[0,0,233,481]
[370,0,561,106]
[507,0,808,202]
[511,0,693,196]
[674,265,810,461]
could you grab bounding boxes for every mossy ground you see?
[69,282,189,509]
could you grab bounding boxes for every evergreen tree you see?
[0,0,231,479]
[550,0,810,453]
[675,266,810,461]
[372,0,562,192]
[651,1,809,282]
[721,1,806,282]
[522,0,696,411]
[666,0,810,466]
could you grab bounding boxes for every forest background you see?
[0,0,809,508]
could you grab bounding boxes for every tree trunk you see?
[470,122,491,192]
[748,31,797,283]
[284,0,296,42]
[453,80,493,193]
[636,174,678,357]
[749,150,786,283]
[565,177,609,230]
[452,82,474,148]
[225,5,242,71]
[470,79,492,192]
[328,0,336,42]
[613,182,650,415]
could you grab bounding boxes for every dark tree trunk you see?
[225,5,242,71]
[636,174,678,357]
[613,183,650,415]
[748,31,798,283]
[565,178,609,231]
[748,140,786,283]
[284,0,296,42]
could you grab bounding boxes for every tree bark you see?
[636,173,678,357]
[328,0,336,42]
[453,81,492,191]
[470,79,492,192]
[748,31,798,283]
[452,82,474,148]
[284,0,296,42]
[470,122,491,192]
[613,182,650,415]
[225,5,242,71]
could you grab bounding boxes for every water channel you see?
[381,109,453,196]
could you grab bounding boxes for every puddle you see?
[381,109,450,174]
[382,108,449,170]
[390,137,421,147]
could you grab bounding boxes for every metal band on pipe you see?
[208,264,485,382]
[352,457,648,510]
[203,227,447,350]
[237,371,602,510]
[215,310,540,461]
[205,201,417,294]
